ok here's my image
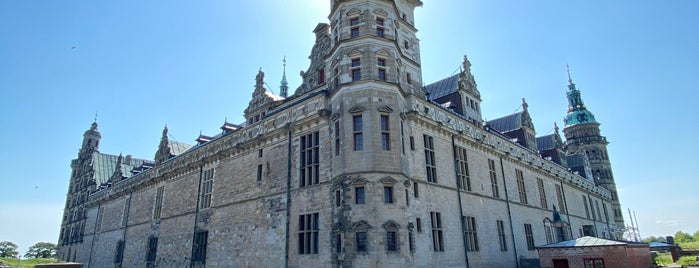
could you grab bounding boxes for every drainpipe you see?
[190,165,204,267]
[87,203,101,267]
[284,124,293,268]
[499,156,519,268]
[451,135,470,268]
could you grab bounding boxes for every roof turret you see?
[564,65,597,126]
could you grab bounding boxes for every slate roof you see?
[92,153,153,186]
[423,74,459,101]
[537,236,628,249]
[487,112,523,133]
[566,154,586,168]
[536,134,556,151]
[168,140,193,155]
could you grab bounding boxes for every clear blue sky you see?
[1,0,697,254]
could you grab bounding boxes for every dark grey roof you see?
[424,74,459,100]
[536,134,556,151]
[566,154,586,168]
[487,112,523,133]
[537,236,627,249]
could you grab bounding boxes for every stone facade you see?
[58,1,624,267]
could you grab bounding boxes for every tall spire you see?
[280,56,289,97]
[563,65,597,126]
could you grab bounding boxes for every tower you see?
[562,68,625,233]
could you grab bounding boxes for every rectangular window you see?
[589,197,597,220]
[583,195,590,219]
[516,169,528,204]
[352,69,361,81]
[353,115,363,150]
[355,187,365,204]
[455,146,471,191]
[298,213,319,254]
[335,190,341,207]
[413,182,419,198]
[524,223,535,250]
[424,135,437,183]
[497,220,507,251]
[409,231,416,252]
[350,18,359,26]
[350,17,359,38]
[256,164,263,181]
[405,189,409,206]
[300,131,320,187]
[489,159,500,198]
[334,120,340,156]
[153,186,164,220]
[596,200,603,222]
[545,225,554,244]
[200,169,214,209]
[464,216,479,251]
[406,73,412,84]
[537,178,548,209]
[258,148,263,157]
[96,207,104,232]
[384,186,393,204]
[146,236,158,265]
[416,218,422,233]
[378,68,386,81]
[381,115,390,150]
[430,212,444,251]
[409,136,415,150]
[556,184,566,213]
[318,69,325,84]
[114,240,125,265]
[192,231,208,263]
[584,258,605,268]
[376,17,384,26]
[386,231,398,252]
[334,67,340,87]
[377,58,386,66]
[335,234,342,253]
[352,58,361,67]
[356,232,368,252]
[400,121,405,154]
[376,27,384,37]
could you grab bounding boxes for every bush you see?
[680,241,699,250]
[677,256,699,266]
[653,252,673,266]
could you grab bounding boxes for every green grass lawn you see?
[0,257,59,268]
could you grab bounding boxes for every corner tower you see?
[561,68,625,233]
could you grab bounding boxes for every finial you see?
[566,64,573,85]
[554,122,559,134]
[94,111,98,123]
[522,98,528,112]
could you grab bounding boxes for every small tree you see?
[694,230,699,242]
[24,242,57,259]
[675,231,695,243]
[0,241,19,258]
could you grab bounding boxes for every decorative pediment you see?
[348,105,365,114]
[346,9,361,18]
[376,49,390,57]
[352,220,372,231]
[330,113,340,121]
[348,49,362,58]
[350,177,368,186]
[245,69,279,115]
[380,176,397,185]
[377,106,393,113]
[374,9,388,17]
[382,220,400,231]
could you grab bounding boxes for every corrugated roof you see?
[488,112,523,133]
[423,74,459,100]
[536,134,556,151]
[537,236,627,249]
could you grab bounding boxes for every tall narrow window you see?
[400,121,405,154]
[353,115,363,150]
[409,231,416,252]
[256,164,263,181]
[583,195,590,219]
[351,58,361,82]
[376,17,384,38]
[589,197,597,220]
[455,146,471,191]
[406,73,412,84]
[335,234,342,253]
[537,178,548,209]
[300,131,320,187]
[355,187,365,204]
[497,220,507,251]
[424,135,437,183]
[318,68,325,84]
[192,231,208,264]
[200,169,214,209]
[416,218,422,233]
[430,212,444,251]
[413,182,419,198]
[595,200,603,221]
[489,159,499,198]
[96,207,104,232]
[383,186,393,204]
[153,186,164,220]
[405,189,409,206]
[464,216,479,251]
[377,58,387,81]
[350,18,359,37]
[146,236,158,266]
[121,197,130,227]
[516,169,528,204]
[356,232,368,252]
[524,223,535,250]
[114,240,125,265]
[386,231,398,252]
[334,67,340,87]
[334,120,340,155]
[380,114,390,150]
[409,136,415,150]
[298,213,319,254]
[335,190,341,207]
[556,184,566,213]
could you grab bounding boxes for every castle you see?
[58,1,624,267]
